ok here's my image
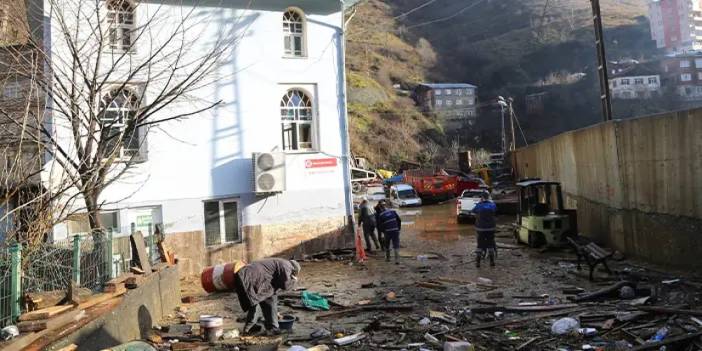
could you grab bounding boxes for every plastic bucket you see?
[199,315,224,342]
[200,260,246,293]
[278,315,295,330]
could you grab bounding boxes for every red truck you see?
[402,169,458,202]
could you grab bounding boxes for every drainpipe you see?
[339,0,355,230]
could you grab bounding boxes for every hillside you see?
[346,0,657,164]
[345,0,445,167]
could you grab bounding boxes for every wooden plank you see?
[19,305,73,321]
[56,344,78,351]
[130,231,152,274]
[464,307,587,331]
[77,288,126,310]
[416,281,447,290]
[636,306,702,317]
[316,304,415,320]
[157,242,175,265]
[3,309,84,351]
[503,303,579,312]
[17,320,48,332]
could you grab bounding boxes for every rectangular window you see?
[634,78,644,85]
[2,82,20,99]
[648,77,658,84]
[204,199,240,246]
[621,79,630,85]
[435,89,442,96]
[681,60,691,68]
[466,89,473,95]
[435,99,443,106]
[696,58,702,67]
[445,89,452,95]
[456,99,463,105]
[456,89,463,96]
[682,73,693,81]
[283,17,305,57]
[446,100,453,106]
[698,72,702,80]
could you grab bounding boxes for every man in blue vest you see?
[376,201,402,264]
[472,193,497,267]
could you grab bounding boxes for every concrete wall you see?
[514,108,702,267]
[48,266,181,351]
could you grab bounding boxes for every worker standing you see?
[374,200,386,251]
[376,201,402,264]
[358,199,381,252]
[234,258,301,335]
[472,193,497,267]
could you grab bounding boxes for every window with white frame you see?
[681,73,693,81]
[445,89,452,95]
[456,89,463,96]
[680,60,691,68]
[283,9,305,57]
[697,72,702,80]
[435,89,442,96]
[2,82,20,99]
[456,99,463,105]
[435,99,443,106]
[648,77,658,84]
[621,78,630,85]
[99,88,145,161]
[106,0,135,52]
[281,89,314,151]
[634,78,644,85]
[204,199,240,246]
[696,58,702,67]
[446,100,453,106]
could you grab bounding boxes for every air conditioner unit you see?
[252,152,286,193]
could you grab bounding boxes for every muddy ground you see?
[170,203,702,350]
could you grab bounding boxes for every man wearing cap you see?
[472,193,497,267]
[233,258,300,334]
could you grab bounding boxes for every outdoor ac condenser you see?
[252,152,286,193]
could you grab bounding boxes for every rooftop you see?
[418,83,478,89]
[610,62,660,78]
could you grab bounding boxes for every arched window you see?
[280,89,313,151]
[283,9,305,57]
[106,0,135,51]
[100,88,145,160]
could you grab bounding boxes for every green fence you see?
[0,223,163,327]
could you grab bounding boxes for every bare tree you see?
[0,0,242,239]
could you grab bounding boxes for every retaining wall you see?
[514,108,702,267]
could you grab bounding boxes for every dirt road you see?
[174,203,702,350]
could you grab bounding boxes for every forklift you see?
[513,179,577,248]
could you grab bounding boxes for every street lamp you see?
[497,96,508,155]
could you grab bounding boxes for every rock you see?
[419,317,431,326]
[551,317,580,335]
[619,286,635,299]
[443,341,475,351]
[222,329,240,339]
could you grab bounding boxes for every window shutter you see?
[223,202,239,242]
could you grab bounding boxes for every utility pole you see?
[498,98,507,155]
[591,0,613,122]
[508,98,516,151]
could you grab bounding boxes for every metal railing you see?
[0,223,163,327]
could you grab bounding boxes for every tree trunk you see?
[84,191,104,241]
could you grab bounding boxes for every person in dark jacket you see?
[373,200,386,250]
[471,193,497,267]
[376,201,402,264]
[234,258,301,334]
[358,199,381,252]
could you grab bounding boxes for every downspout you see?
[339,0,355,230]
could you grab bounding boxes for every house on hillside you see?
[661,52,702,100]
[413,83,478,130]
[608,63,661,99]
[3,0,358,274]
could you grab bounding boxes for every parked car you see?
[456,189,490,223]
[366,185,387,202]
[388,183,422,207]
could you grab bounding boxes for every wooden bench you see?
[566,237,614,281]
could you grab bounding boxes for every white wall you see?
[43,1,350,235]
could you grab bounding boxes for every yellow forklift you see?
[513,180,577,248]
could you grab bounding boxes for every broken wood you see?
[77,288,126,310]
[4,309,84,351]
[17,320,48,332]
[24,291,65,311]
[19,305,73,321]
[464,307,587,331]
[130,231,152,274]
[130,266,145,274]
[157,241,176,265]
[55,345,78,351]
[103,273,134,293]
[333,332,366,346]
[630,331,702,350]
[316,304,415,320]
[635,306,702,317]
[436,276,473,285]
[573,281,633,302]
[416,281,446,290]
[516,337,539,351]
[125,276,142,289]
[503,303,579,312]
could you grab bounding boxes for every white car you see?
[366,186,387,202]
[457,189,490,223]
[388,184,422,207]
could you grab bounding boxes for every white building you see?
[609,65,662,99]
[16,0,358,274]
[648,0,702,53]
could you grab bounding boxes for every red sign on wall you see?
[305,158,338,168]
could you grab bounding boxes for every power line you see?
[393,0,441,19]
[406,0,488,29]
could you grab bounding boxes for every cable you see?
[511,109,529,146]
[406,0,488,29]
[393,0,441,19]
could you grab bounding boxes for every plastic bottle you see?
[649,327,669,342]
